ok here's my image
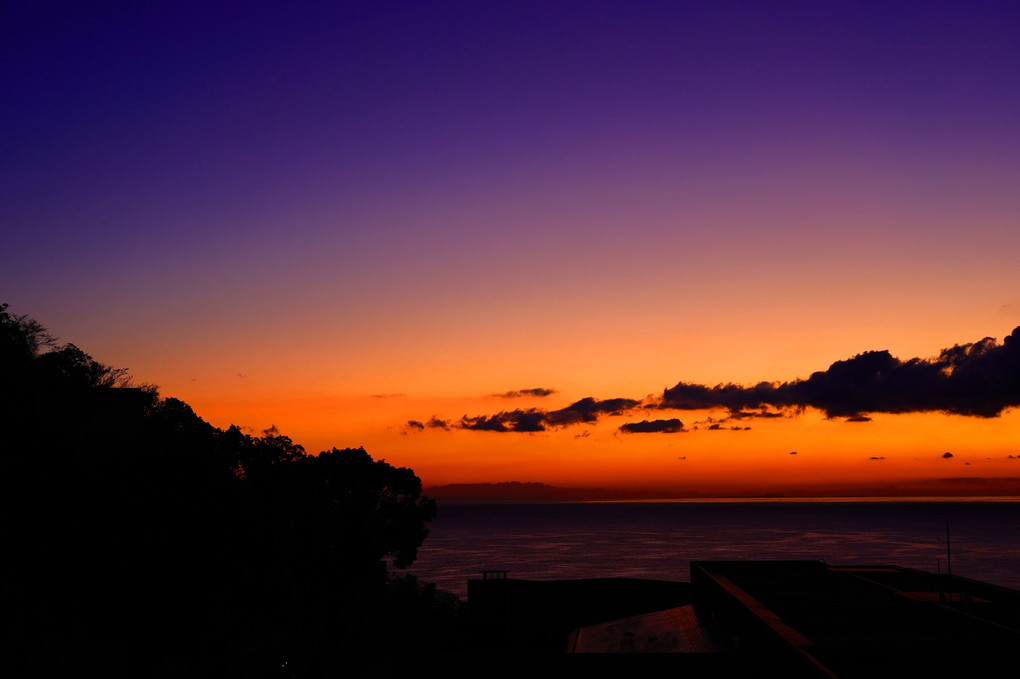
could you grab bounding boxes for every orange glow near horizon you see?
[177,372,1020,497]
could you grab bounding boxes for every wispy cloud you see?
[404,416,452,432]
[425,416,450,430]
[704,423,751,431]
[494,387,557,398]
[693,406,790,428]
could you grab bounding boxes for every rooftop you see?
[567,560,1020,676]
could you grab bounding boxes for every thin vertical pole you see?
[946,520,952,576]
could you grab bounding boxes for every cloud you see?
[403,416,453,433]
[658,326,1020,418]
[725,407,789,420]
[546,397,641,426]
[705,423,751,431]
[869,456,886,460]
[694,407,788,427]
[495,387,557,398]
[426,416,451,430]
[407,327,1020,434]
[619,418,686,433]
[460,409,546,432]
[455,396,641,433]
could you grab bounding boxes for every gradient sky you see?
[4,1,1019,496]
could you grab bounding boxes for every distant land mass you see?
[424,482,619,502]
[424,482,760,502]
[424,478,1020,502]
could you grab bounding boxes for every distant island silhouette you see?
[426,479,1020,501]
[426,481,617,501]
[424,481,786,502]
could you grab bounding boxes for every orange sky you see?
[136,322,1020,497]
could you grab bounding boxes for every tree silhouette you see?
[2,304,443,676]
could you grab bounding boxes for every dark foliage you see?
[1,304,447,676]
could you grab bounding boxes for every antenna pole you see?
[946,520,952,576]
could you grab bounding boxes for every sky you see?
[3,1,1019,496]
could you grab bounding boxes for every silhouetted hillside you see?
[2,304,454,676]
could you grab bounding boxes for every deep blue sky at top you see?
[6,1,1017,252]
[2,1,1018,379]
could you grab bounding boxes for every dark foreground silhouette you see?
[2,304,458,676]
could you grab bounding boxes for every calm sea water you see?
[403,499,1020,598]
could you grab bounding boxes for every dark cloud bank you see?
[659,327,1020,419]
[408,327,1020,433]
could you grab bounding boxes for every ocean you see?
[402,498,1020,599]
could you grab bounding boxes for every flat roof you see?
[690,560,1020,677]
[568,604,724,653]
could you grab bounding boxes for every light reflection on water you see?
[403,500,1020,598]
